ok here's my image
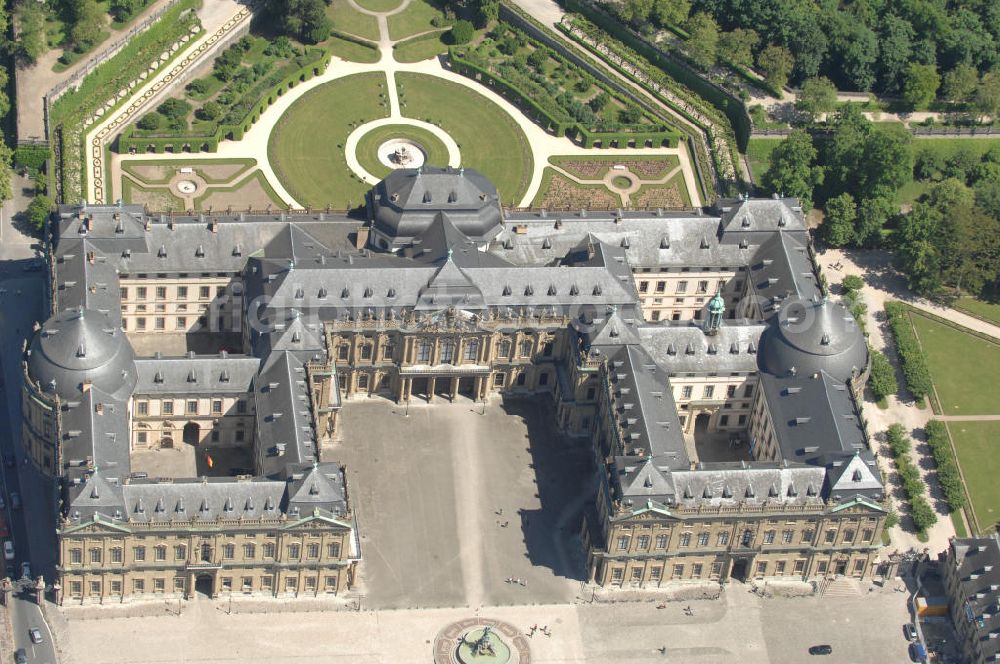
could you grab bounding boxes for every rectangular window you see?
[843,529,856,543]
[756,562,767,576]
[681,386,692,399]
[134,546,146,561]
[617,536,630,551]
[711,562,724,578]
[763,530,775,544]
[307,543,320,559]
[155,546,166,561]
[637,535,650,550]
[212,400,223,414]
[304,576,317,591]
[153,578,164,592]
[861,529,874,542]
[71,581,82,597]
[727,385,737,398]
[325,576,338,592]
[720,414,729,426]
[236,400,247,414]
[222,544,235,560]
[174,577,185,592]
[703,385,714,398]
[174,545,186,561]
[744,384,754,398]
[697,280,709,293]
[244,543,256,559]
[111,548,123,563]
[137,401,148,415]
[854,559,866,573]
[261,575,273,591]
[70,549,82,564]
[199,286,210,300]
[176,317,186,329]
[216,286,226,297]
[738,414,747,425]
[137,287,147,300]
[794,560,806,574]
[639,281,649,292]
[672,564,684,579]
[651,310,661,321]
[717,532,729,546]
[697,532,710,546]
[285,577,298,591]
[288,544,301,559]
[655,281,666,293]
[133,579,145,593]
[162,401,173,415]
[120,287,129,300]
[630,567,643,582]
[650,567,662,580]
[782,530,793,544]
[817,561,828,574]
[90,548,102,563]
[221,577,232,591]
[692,563,703,578]
[674,280,685,293]
[235,429,245,442]
[776,561,787,575]
[825,530,836,544]
[155,317,165,330]
[263,543,276,558]
[611,568,624,583]
[156,287,167,300]
[242,577,253,591]
[327,542,341,558]
[90,581,101,595]
[187,400,198,414]
[177,286,188,299]
[679,533,691,547]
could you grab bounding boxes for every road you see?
[0,176,58,663]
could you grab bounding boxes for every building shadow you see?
[497,397,591,583]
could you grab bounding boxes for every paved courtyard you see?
[129,444,254,479]
[48,581,913,663]
[335,397,593,610]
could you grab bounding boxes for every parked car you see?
[809,645,833,655]
[3,541,13,561]
[904,623,918,641]
[20,562,30,579]
[909,642,927,662]
[14,648,26,664]
[9,492,20,510]
[28,627,42,644]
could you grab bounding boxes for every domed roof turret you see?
[27,307,137,399]
[368,166,502,249]
[759,298,868,382]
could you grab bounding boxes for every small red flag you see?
[205,453,214,469]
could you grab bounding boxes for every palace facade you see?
[24,166,886,603]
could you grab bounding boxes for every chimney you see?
[355,225,369,250]
[81,380,92,393]
[210,219,218,233]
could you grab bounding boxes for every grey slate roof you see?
[639,321,764,375]
[256,351,318,478]
[133,355,261,395]
[948,536,1000,663]
[121,477,287,523]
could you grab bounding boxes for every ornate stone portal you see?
[433,618,529,664]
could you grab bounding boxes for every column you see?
[450,377,459,401]
[474,376,484,402]
[427,377,436,402]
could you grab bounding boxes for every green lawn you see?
[328,0,380,41]
[121,157,257,184]
[268,73,389,209]
[396,73,533,205]
[948,421,1000,532]
[356,124,450,178]
[355,0,404,10]
[909,312,1000,415]
[746,137,783,183]
[911,137,1000,161]
[387,0,443,41]
[954,297,1000,326]
[327,35,381,63]
[393,33,448,63]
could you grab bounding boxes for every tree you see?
[450,20,475,45]
[195,101,222,121]
[158,98,191,120]
[26,195,53,231]
[841,274,865,294]
[821,193,857,246]
[652,0,690,27]
[527,47,548,70]
[941,63,979,104]
[720,27,758,70]
[15,1,48,65]
[974,72,1000,122]
[868,350,898,401]
[69,0,106,52]
[266,0,331,44]
[589,92,610,113]
[855,192,896,247]
[619,106,643,124]
[876,14,914,95]
[762,130,823,210]
[757,44,793,91]
[110,0,144,22]
[796,77,838,121]
[137,112,163,130]
[476,0,499,28]
[895,202,945,294]
[902,63,940,110]
[910,495,938,532]
[685,12,719,70]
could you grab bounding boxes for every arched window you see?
[498,339,512,358]
[464,339,480,362]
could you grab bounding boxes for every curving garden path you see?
[112,0,702,209]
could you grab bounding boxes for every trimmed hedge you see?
[884,302,933,400]
[14,145,52,170]
[119,49,329,154]
[925,420,967,512]
[448,49,678,148]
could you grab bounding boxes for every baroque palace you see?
[23,167,887,603]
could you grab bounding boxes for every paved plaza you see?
[336,397,593,609]
[48,581,913,663]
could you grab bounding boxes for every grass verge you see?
[355,124,450,178]
[948,421,1000,534]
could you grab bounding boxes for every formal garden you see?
[119,157,283,211]
[533,154,690,208]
